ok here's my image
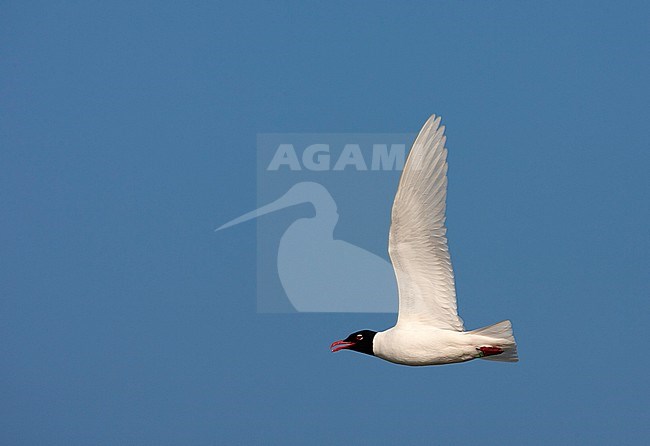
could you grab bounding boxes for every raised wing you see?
[388,115,464,331]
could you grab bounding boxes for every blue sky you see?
[2,1,649,444]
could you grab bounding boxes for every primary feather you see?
[389,115,464,331]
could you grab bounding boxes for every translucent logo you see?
[217,133,416,312]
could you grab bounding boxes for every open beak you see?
[330,340,355,352]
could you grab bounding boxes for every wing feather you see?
[388,115,464,330]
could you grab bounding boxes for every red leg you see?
[478,346,504,357]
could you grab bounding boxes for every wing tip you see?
[421,115,446,142]
[425,114,442,128]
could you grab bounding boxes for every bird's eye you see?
[356,334,363,340]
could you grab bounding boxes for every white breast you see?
[373,326,480,366]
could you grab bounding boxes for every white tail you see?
[470,320,519,362]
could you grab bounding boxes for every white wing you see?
[388,115,464,331]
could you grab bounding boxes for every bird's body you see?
[331,114,519,366]
[374,320,516,366]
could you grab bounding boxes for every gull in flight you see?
[331,115,518,366]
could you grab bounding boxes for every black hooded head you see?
[330,330,377,356]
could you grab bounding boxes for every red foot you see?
[479,346,504,357]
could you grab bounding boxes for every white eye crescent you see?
[356,334,363,340]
